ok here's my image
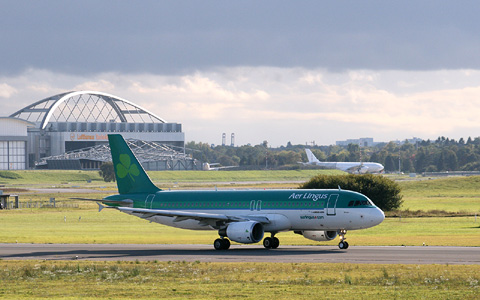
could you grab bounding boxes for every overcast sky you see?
[1,1,480,146]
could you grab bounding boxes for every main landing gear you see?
[338,229,349,249]
[214,238,230,250]
[263,234,280,249]
[213,235,280,250]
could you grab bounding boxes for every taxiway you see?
[1,244,479,264]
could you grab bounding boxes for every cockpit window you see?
[349,198,375,207]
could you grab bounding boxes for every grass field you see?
[398,176,480,213]
[1,171,479,299]
[0,261,478,299]
[0,171,480,246]
[0,169,342,187]
[1,206,479,246]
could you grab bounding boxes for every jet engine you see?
[298,230,337,242]
[221,221,264,244]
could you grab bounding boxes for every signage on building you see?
[69,133,108,141]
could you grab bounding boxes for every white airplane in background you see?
[302,149,384,174]
[202,162,237,171]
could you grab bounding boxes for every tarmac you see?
[1,243,479,265]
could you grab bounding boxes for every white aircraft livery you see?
[302,149,384,174]
[82,135,385,250]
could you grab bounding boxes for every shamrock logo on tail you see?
[116,154,140,182]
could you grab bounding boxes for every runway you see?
[1,244,479,264]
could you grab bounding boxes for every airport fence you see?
[4,200,79,209]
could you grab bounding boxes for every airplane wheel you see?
[338,241,346,249]
[214,238,229,250]
[263,237,273,249]
[271,237,280,249]
[343,241,349,249]
[222,239,231,250]
[214,239,223,250]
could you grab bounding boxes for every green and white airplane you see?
[94,134,384,250]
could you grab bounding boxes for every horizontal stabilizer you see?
[71,197,133,205]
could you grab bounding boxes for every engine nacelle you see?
[300,230,337,242]
[222,221,264,244]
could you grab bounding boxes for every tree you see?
[443,149,458,171]
[310,149,326,161]
[99,162,116,182]
[347,143,360,161]
[384,155,397,172]
[299,174,403,211]
[273,151,302,166]
[402,157,414,173]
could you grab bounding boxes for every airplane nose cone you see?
[371,207,385,226]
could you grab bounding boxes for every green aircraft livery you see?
[94,134,384,250]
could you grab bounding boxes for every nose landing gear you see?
[338,230,349,249]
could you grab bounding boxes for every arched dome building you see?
[6,91,194,170]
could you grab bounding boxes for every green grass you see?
[0,169,342,187]
[1,206,479,246]
[149,169,343,182]
[1,171,480,246]
[0,261,478,299]
[398,176,480,213]
[1,172,479,299]
[0,170,103,185]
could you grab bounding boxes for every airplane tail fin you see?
[305,149,320,163]
[108,134,160,195]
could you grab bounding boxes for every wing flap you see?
[117,207,230,221]
[116,207,271,224]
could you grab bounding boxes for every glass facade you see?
[0,141,26,170]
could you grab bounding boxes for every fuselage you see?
[314,162,385,173]
[304,149,384,173]
[105,189,385,233]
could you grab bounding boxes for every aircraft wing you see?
[345,164,369,174]
[116,207,270,224]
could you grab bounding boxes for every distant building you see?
[0,117,35,169]
[4,91,197,170]
[392,137,423,145]
[336,137,423,148]
[336,137,376,147]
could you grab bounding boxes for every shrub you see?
[99,162,116,182]
[299,174,403,211]
[0,171,22,179]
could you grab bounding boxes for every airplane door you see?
[145,194,155,209]
[327,194,339,216]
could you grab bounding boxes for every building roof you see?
[9,91,166,129]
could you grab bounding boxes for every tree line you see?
[186,136,480,173]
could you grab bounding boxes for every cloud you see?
[0,83,17,98]
[2,68,480,146]
[2,2,480,75]
[75,79,116,92]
